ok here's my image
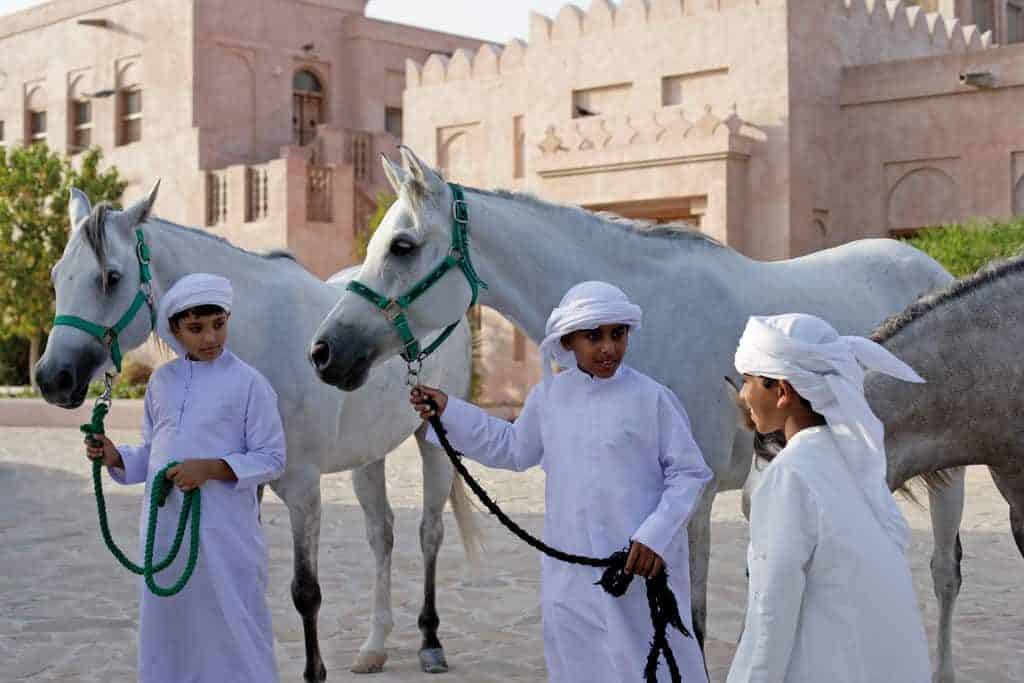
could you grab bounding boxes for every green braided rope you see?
[84,402,201,597]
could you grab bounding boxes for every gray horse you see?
[735,252,1024,682]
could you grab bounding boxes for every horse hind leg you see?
[351,459,395,674]
[928,467,965,683]
[987,465,1024,560]
[415,429,458,673]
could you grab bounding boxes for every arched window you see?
[118,62,142,145]
[68,76,92,153]
[293,69,324,146]
[25,86,47,145]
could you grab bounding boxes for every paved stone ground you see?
[1,427,1021,682]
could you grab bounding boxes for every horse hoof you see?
[351,650,388,674]
[419,647,449,674]
[304,661,327,682]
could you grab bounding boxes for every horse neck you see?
[869,290,1006,484]
[142,219,264,300]
[464,191,708,342]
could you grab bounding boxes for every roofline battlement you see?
[404,0,992,89]
[826,0,991,61]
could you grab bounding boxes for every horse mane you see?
[463,187,724,248]
[80,204,298,276]
[871,250,1024,345]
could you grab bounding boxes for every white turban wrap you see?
[538,281,642,378]
[157,273,233,357]
[734,313,924,552]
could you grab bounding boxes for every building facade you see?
[0,0,484,278]
[402,0,1024,412]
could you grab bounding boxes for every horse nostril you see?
[56,368,74,392]
[310,341,332,371]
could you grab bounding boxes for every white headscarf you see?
[538,281,642,377]
[157,273,233,357]
[734,313,924,552]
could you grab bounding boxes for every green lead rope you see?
[84,402,201,597]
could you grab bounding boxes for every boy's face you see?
[173,311,230,362]
[739,374,790,433]
[561,324,629,378]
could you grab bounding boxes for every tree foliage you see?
[905,218,1024,277]
[354,191,396,262]
[0,145,125,383]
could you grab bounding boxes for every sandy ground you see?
[1,427,1021,682]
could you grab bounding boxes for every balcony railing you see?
[307,165,333,223]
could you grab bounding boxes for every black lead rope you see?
[426,406,690,683]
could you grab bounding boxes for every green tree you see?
[0,145,125,387]
[905,218,1024,277]
[355,191,396,262]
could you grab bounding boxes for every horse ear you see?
[399,146,445,193]
[123,179,160,227]
[69,187,91,233]
[380,153,408,195]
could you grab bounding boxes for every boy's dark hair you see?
[761,377,821,415]
[169,304,227,330]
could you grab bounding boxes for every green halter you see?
[52,227,156,373]
[346,183,488,368]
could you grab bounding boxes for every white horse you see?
[34,183,478,681]
[308,147,966,677]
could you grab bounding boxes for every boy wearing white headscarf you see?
[84,273,286,683]
[411,281,712,683]
[727,313,930,683]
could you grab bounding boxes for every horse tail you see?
[895,469,954,505]
[449,474,484,567]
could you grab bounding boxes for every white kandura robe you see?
[429,365,713,683]
[727,426,930,683]
[109,349,286,683]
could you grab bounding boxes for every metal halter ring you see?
[405,359,423,386]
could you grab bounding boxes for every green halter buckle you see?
[52,227,156,373]
[346,182,487,365]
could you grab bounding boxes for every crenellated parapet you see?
[404,0,993,89]
[829,0,990,60]
[534,105,756,178]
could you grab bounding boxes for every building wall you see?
[786,0,993,256]
[401,0,1019,411]
[0,0,483,280]
[0,0,202,223]
[403,0,794,258]
[836,42,1024,239]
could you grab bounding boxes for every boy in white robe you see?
[85,273,286,683]
[727,313,931,683]
[410,281,713,683]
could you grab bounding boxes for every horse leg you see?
[415,430,457,673]
[987,466,1024,559]
[928,467,965,683]
[257,483,265,524]
[688,481,717,653]
[351,459,395,674]
[281,481,327,683]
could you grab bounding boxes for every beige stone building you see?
[0,0,483,278]
[401,0,1024,411]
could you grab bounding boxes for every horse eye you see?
[389,238,417,257]
[105,271,122,289]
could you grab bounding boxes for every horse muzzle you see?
[34,354,98,408]
[309,327,376,391]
